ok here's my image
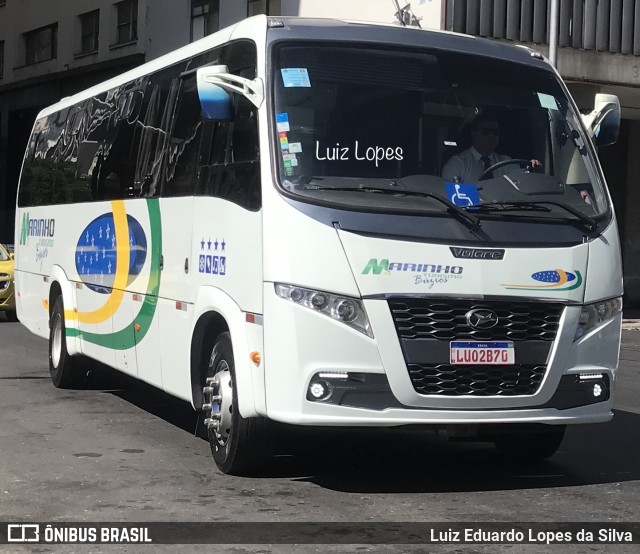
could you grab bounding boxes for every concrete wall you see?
[145,0,191,59]
[220,0,248,29]
[282,0,442,28]
[0,0,151,86]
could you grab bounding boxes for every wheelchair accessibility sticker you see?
[445,182,480,207]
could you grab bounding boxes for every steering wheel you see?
[479,158,531,180]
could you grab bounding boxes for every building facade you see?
[1,0,640,303]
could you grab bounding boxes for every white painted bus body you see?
[14,16,622,439]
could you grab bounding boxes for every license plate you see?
[450,341,515,365]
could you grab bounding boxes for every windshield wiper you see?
[467,201,597,231]
[302,185,481,231]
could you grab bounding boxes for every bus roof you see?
[37,15,551,120]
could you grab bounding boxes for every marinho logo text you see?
[20,213,55,245]
[362,259,464,275]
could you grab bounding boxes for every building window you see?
[247,0,280,17]
[80,10,100,54]
[115,0,138,45]
[24,24,57,66]
[191,0,219,41]
[0,41,4,79]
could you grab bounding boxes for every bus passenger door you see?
[156,74,201,401]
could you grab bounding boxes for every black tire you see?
[49,296,84,389]
[493,424,566,463]
[205,332,273,475]
[5,310,18,322]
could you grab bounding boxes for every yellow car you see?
[0,243,17,322]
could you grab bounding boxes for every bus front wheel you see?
[49,296,84,388]
[203,331,273,475]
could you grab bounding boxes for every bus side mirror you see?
[197,66,234,121]
[197,65,264,118]
[582,93,620,147]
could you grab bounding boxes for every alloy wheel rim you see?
[51,314,62,369]
[205,360,233,448]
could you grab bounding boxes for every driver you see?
[442,113,541,183]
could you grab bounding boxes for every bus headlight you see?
[275,283,373,338]
[575,297,622,341]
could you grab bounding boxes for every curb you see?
[622,319,640,330]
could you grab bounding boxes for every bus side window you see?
[18,118,53,207]
[197,96,261,211]
[78,93,110,202]
[133,67,181,198]
[55,102,92,204]
[163,74,203,197]
[98,80,145,199]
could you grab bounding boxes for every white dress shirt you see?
[442,146,511,183]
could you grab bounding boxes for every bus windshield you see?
[272,42,608,222]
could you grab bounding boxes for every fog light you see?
[310,382,326,399]
[309,381,331,400]
[593,383,603,398]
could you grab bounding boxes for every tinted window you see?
[164,40,260,209]
[163,74,203,197]
[17,40,258,207]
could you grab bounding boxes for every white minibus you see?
[15,16,623,474]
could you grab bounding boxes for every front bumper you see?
[263,286,620,426]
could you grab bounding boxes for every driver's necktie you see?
[480,156,492,181]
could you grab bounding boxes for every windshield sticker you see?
[280,136,289,150]
[502,269,582,291]
[283,153,298,166]
[281,68,311,88]
[446,182,480,206]
[537,92,558,111]
[276,112,290,132]
[198,237,226,276]
[288,142,302,153]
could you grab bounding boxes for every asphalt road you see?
[0,313,639,553]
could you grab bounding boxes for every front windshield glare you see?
[273,43,608,219]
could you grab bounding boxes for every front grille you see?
[389,298,563,397]
[408,363,546,396]
[388,298,564,342]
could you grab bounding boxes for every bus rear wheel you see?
[202,331,273,475]
[49,296,84,388]
[493,424,566,463]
